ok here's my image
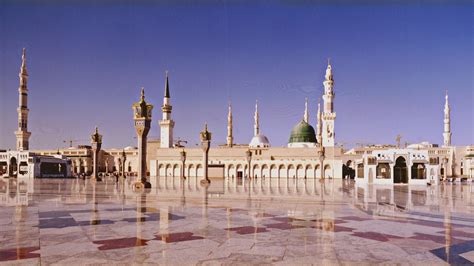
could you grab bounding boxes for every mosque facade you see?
[148,62,344,179]
[1,49,473,182]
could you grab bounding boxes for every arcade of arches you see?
[157,163,335,179]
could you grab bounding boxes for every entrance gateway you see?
[9,157,17,177]
[394,156,408,184]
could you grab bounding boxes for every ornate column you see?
[120,149,126,178]
[180,150,186,179]
[132,88,153,189]
[90,127,102,181]
[318,146,325,179]
[443,157,448,181]
[246,149,252,179]
[78,159,83,175]
[200,124,212,184]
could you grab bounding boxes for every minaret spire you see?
[227,102,233,147]
[254,100,259,136]
[443,90,452,146]
[159,70,175,148]
[21,48,27,76]
[164,70,170,98]
[140,87,145,101]
[15,48,31,151]
[304,97,309,123]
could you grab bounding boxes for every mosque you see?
[147,61,343,179]
[1,49,473,184]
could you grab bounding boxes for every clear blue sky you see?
[0,1,472,149]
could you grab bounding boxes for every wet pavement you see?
[0,176,473,265]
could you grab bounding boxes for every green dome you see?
[288,120,317,143]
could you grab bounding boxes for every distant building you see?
[354,149,440,185]
[0,151,72,178]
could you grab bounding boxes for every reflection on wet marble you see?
[0,176,473,265]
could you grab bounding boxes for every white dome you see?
[124,146,137,150]
[407,142,432,149]
[249,134,270,148]
[287,142,317,148]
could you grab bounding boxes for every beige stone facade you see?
[150,146,344,179]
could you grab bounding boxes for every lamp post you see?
[199,123,212,184]
[179,150,187,207]
[443,157,448,181]
[246,149,252,179]
[318,146,325,180]
[90,127,102,181]
[180,149,187,179]
[120,148,126,178]
[132,88,153,189]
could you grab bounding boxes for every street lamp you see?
[318,146,325,180]
[443,157,448,181]
[180,149,186,179]
[90,127,102,181]
[246,149,252,179]
[132,88,153,189]
[200,123,212,184]
[120,148,126,178]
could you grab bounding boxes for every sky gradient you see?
[0,1,472,149]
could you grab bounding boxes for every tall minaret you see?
[15,48,31,151]
[322,59,336,147]
[159,71,175,148]
[443,90,452,147]
[254,100,259,136]
[316,100,322,145]
[303,97,309,123]
[227,102,233,147]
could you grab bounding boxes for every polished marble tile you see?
[0,247,40,262]
[94,237,149,250]
[0,176,472,265]
[430,239,474,265]
[225,226,269,235]
[155,232,204,243]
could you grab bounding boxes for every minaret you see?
[15,48,31,151]
[303,97,309,123]
[316,100,322,144]
[249,100,270,148]
[322,59,336,147]
[443,90,452,147]
[254,100,259,136]
[159,71,175,148]
[227,102,233,147]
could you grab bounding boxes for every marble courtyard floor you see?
[0,177,473,265]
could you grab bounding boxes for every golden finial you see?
[140,87,145,101]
